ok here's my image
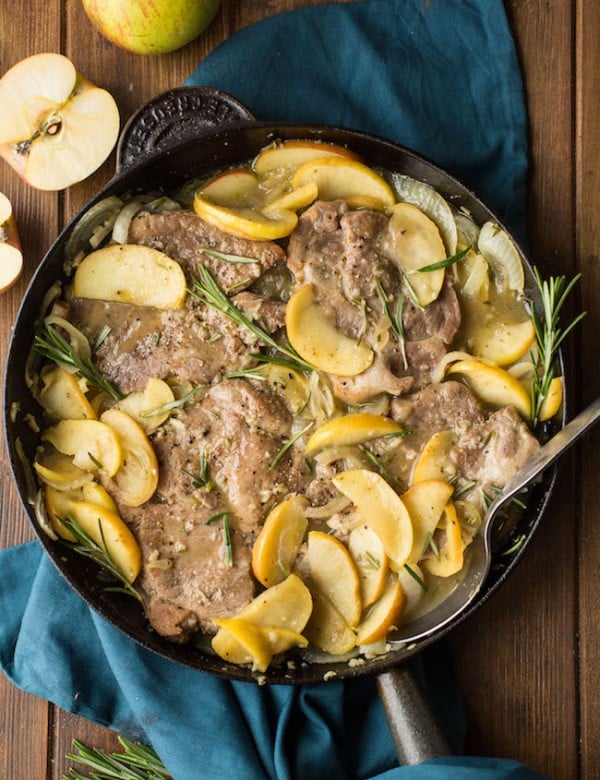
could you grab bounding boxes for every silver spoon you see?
[389,395,600,646]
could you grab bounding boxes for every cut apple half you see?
[0,53,119,191]
[0,192,23,292]
[253,139,360,176]
[73,244,187,309]
[286,285,374,376]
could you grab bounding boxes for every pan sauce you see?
[27,140,549,672]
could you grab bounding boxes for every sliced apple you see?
[211,618,308,672]
[38,365,96,422]
[73,244,187,309]
[477,222,525,293]
[286,285,373,376]
[42,419,123,477]
[304,412,405,456]
[469,318,536,367]
[263,182,318,213]
[302,530,362,626]
[255,363,310,414]
[333,469,413,571]
[421,502,465,577]
[44,481,117,541]
[252,496,308,587]
[411,429,456,484]
[193,193,298,240]
[348,525,389,608]
[34,449,94,491]
[291,157,396,208]
[114,377,175,434]
[383,202,446,306]
[199,169,262,207]
[253,139,360,176]
[100,408,159,507]
[446,359,531,420]
[401,479,454,563]
[0,192,23,293]
[0,53,119,191]
[355,573,406,646]
[302,590,357,655]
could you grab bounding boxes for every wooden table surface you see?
[1,1,599,778]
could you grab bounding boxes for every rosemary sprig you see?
[64,735,171,779]
[94,324,112,350]
[375,279,408,369]
[188,267,311,371]
[501,533,527,557]
[141,385,201,417]
[270,421,314,470]
[183,453,214,492]
[417,244,472,273]
[422,532,441,561]
[403,563,428,591]
[59,514,142,603]
[201,246,259,264]
[205,511,233,566]
[529,270,586,427]
[359,445,402,490]
[34,323,124,401]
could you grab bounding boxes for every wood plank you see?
[448,2,579,777]
[576,0,600,773]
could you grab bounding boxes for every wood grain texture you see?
[0,1,597,777]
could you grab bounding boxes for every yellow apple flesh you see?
[0,53,119,191]
[82,0,221,55]
[0,192,23,292]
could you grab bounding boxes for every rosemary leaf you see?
[94,325,112,351]
[183,453,214,492]
[375,279,408,369]
[403,563,428,591]
[64,735,171,780]
[223,515,233,566]
[270,421,314,471]
[205,510,230,525]
[501,533,527,557]
[359,445,402,489]
[141,385,201,417]
[201,246,259,264]
[417,244,472,273]
[34,323,123,401]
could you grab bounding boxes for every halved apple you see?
[383,202,446,306]
[302,530,362,627]
[0,53,119,191]
[73,244,187,309]
[355,573,406,646]
[446,358,531,420]
[42,419,123,476]
[114,377,175,434]
[253,139,360,176]
[304,412,405,456]
[401,479,454,563]
[100,408,159,507]
[38,365,96,422]
[411,429,456,484]
[0,192,23,293]
[252,496,308,587]
[286,285,374,376]
[333,469,414,571]
[291,157,396,208]
[348,525,389,608]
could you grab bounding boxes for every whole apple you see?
[81,0,221,55]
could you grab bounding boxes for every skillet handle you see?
[376,666,451,764]
[116,86,255,172]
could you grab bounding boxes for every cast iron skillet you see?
[3,88,563,761]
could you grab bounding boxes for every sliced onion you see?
[64,195,124,261]
[454,210,480,248]
[34,489,58,540]
[431,350,473,383]
[306,371,336,425]
[390,174,457,255]
[44,315,92,363]
[305,495,351,518]
[112,201,144,244]
[459,253,490,301]
[477,222,525,293]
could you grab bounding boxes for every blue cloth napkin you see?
[1,1,543,778]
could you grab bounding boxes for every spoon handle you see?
[489,396,600,512]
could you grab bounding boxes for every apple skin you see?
[81,0,221,55]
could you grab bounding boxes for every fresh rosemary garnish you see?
[205,511,233,566]
[141,385,201,417]
[34,323,124,401]
[183,453,214,492]
[269,421,314,471]
[359,445,402,489]
[64,735,171,780]
[529,270,586,427]
[93,325,112,351]
[188,267,311,371]
[403,563,428,591]
[501,533,527,557]
[59,514,142,603]
[201,246,259,264]
[418,244,472,273]
[422,531,441,561]
[205,510,230,525]
[86,452,104,471]
[375,279,407,369]
[452,478,478,498]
